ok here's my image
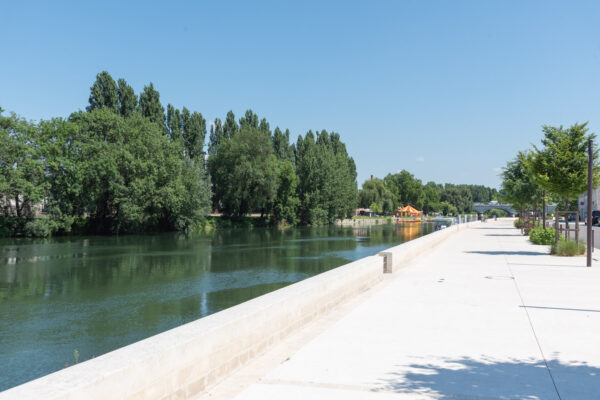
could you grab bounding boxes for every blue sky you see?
[2,0,599,188]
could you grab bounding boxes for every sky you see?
[2,0,599,189]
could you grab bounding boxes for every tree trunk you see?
[565,198,570,238]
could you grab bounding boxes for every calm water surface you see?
[0,222,438,390]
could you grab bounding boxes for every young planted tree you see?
[529,123,599,229]
[501,151,540,219]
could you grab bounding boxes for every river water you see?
[0,222,438,391]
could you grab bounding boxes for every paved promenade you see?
[205,219,600,400]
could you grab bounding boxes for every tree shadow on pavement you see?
[508,262,589,269]
[374,356,600,400]
[484,234,521,237]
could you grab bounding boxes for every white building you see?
[578,188,600,219]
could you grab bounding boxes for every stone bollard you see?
[379,251,393,273]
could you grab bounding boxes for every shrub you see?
[529,227,557,245]
[514,219,524,229]
[551,239,586,256]
[23,218,59,238]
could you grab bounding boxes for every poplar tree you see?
[272,127,294,161]
[139,83,165,128]
[223,111,238,138]
[239,110,259,130]
[117,78,137,117]
[183,109,206,161]
[208,118,224,155]
[166,104,182,140]
[87,71,119,113]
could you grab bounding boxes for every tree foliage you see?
[1,72,363,236]
[208,120,279,217]
[87,71,119,113]
[358,178,394,213]
[384,170,425,210]
[295,130,357,225]
[501,151,540,212]
[529,123,599,202]
[117,78,137,118]
[139,82,165,128]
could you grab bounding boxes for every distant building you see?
[354,208,377,217]
[578,188,600,220]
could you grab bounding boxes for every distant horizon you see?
[3,1,599,189]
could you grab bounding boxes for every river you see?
[0,222,439,391]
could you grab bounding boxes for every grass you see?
[551,239,586,256]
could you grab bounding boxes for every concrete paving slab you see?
[211,220,600,399]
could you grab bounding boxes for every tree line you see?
[358,170,497,216]
[0,71,357,236]
[500,122,599,219]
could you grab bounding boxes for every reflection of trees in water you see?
[0,224,438,302]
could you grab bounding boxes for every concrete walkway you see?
[206,220,600,400]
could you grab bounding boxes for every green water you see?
[0,222,436,391]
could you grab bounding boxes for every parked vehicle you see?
[592,210,600,225]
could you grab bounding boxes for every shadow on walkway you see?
[521,305,600,313]
[508,262,588,269]
[484,234,520,237]
[375,356,600,399]
[465,250,548,256]
[472,227,513,230]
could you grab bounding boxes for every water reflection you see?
[0,222,439,391]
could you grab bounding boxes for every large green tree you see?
[183,109,206,161]
[296,130,357,224]
[0,112,46,223]
[139,83,165,128]
[529,123,599,209]
[87,71,119,113]
[501,151,540,216]
[166,104,183,140]
[63,109,210,233]
[223,110,239,138]
[358,178,394,213]
[117,78,137,117]
[272,127,294,162]
[208,118,224,155]
[208,123,279,217]
[384,170,425,210]
[422,181,442,214]
[440,184,473,213]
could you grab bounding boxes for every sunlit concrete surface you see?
[222,219,600,400]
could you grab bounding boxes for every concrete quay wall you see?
[0,221,479,400]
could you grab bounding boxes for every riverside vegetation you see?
[1,71,496,237]
[502,122,598,255]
